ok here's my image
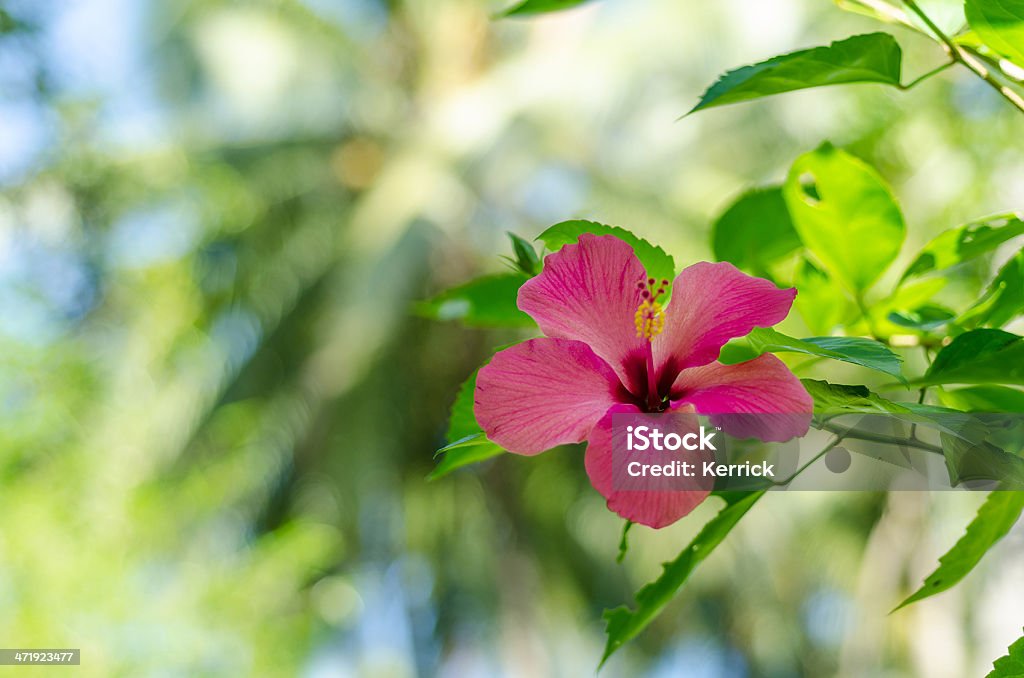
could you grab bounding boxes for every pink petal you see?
[518,234,649,396]
[474,338,626,456]
[654,262,796,379]
[584,403,713,529]
[670,354,813,442]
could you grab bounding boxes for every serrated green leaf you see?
[914,329,1024,386]
[988,633,1024,678]
[536,220,676,285]
[804,382,1008,463]
[414,273,534,328]
[938,385,1024,412]
[901,214,1024,282]
[903,402,994,436]
[746,327,905,381]
[966,0,1024,68]
[689,33,903,114]
[600,492,764,667]
[502,0,594,17]
[894,490,1024,610]
[784,143,905,293]
[801,379,911,414]
[431,368,507,480]
[940,434,1024,490]
[961,250,1024,329]
[711,187,801,277]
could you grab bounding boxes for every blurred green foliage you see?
[1,0,1023,676]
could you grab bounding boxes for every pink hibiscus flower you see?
[474,234,813,528]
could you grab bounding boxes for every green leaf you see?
[506,232,540,276]
[414,273,534,328]
[955,29,988,49]
[966,0,1024,68]
[803,380,1019,486]
[430,369,506,480]
[717,340,761,365]
[940,434,1024,490]
[894,490,1024,610]
[429,436,505,480]
[835,0,920,29]
[900,214,1024,281]
[871,277,948,335]
[711,187,802,276]
[502,0,594,17]
[914,329,1024,386]
[445,370,483,444]
[689,33,903,114]
[801,379,911,414]
[793,257,853,335]
[600,492,764,667]
[804,383,1014,471]
[988,633,1024,678]
[783,143,905,293]
[746,327,905,381]
[887,304,956,331]
[938,385,1024,412]
[536,220,676,285]
[961,250,1024,329]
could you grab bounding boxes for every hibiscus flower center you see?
[634,277,669,412]
[633,278,667,341]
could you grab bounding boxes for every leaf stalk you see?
[902,0,1024,114]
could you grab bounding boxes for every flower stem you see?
[962,44,1024,83]
[754,418,944,490]
[902,0,1024,114]
[617,520,634,563]
[644,342,660,410]
[899,60,956,90]
[820,422,943,454]
[771,433,847,486]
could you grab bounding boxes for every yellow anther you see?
[634,276,669,340]
[634,300,665,340]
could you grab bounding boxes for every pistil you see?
[634,277,668,411]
